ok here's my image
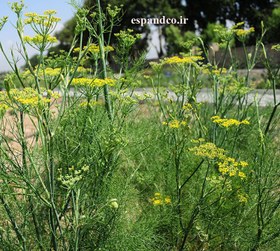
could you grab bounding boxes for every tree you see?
[183,0,278,44]
[52,0,279,57]
[266,5,280,43]
[52,0,182,57]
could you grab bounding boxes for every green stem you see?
[97,0,113,121]
[0,195,26,250]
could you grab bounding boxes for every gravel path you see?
[131,88,280,107]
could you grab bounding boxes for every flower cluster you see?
[162,119,187,129]
[149,61,163,73]
[164,55,203,65]
[71,77,116,88]
[110,91,138,105]
[79,100,103,108]
[234,26,255,41]
[22,10,61,51]
[211,115,250,128]
[189,142,248,179]
[22,66,91,80]
[183,103,194,111]
[115,29,141,50]
[57,165,90,189]
[9,88,51,108]
[24,11,61,26]
[0,102,9,116]
[219,76,251,96]
[202,65,227,76]
[237,193,248,203]
[10,0,24,15]
[189,142,226,159]
[150,192,171,206]
[234,27,255,37]
[217,157,247,178]
[23,34,58,50]
[74,44,114,57]
[0,16,8,31]
[0,88,61,113]
[106,4,122,18]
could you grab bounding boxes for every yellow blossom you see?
[190,141,248,178]
[164,196,171,204]
[235,27,255,38]
[191,138,205,143]
[23,34,58,45]
[211,115,250,128]
[153,199,162,205]
[189,142,226,159]
[7,88,51,109]
[183,103,193,111]
[164,55,203,65]
[237,194,248,203]
[47,90,61,99]
[79,100,102,107]
[150,61,163,72]
[71,77,116,88]
[217,157,248,177]
[238,171,246,179]
[43,10,57,15]
[76,66,90,73]
[163,119,187,129]
[82,44,114,55]
[239,161,248,167]
[150,192,171,206]
[24,12,38,18]
[44,67,61,76]
[0,101,9,116]
[24,11,61,26]
[169,119,180,128]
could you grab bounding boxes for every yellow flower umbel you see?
[217,157,248,178]
[43,67,61,77]
[150,192,172,206]
[189,141,248,179]
[0,88,60,112]
[231,22,255,42]
[71,77,116,88]
[164,55,203,65]
[74,44,114,59]
[237,193,248,203]
[0,103,8,113]
[23,34,58,50]
[8,88,51,110]
[189,142,226,160]
[79,100,103,108]
[211,115,250,128]
[24,11,61,28]
[23,10,61,51]
[202,65,227,76]
[162,119,187,129]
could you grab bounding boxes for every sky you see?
[0,0,76,72]
[0,0,160,72]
